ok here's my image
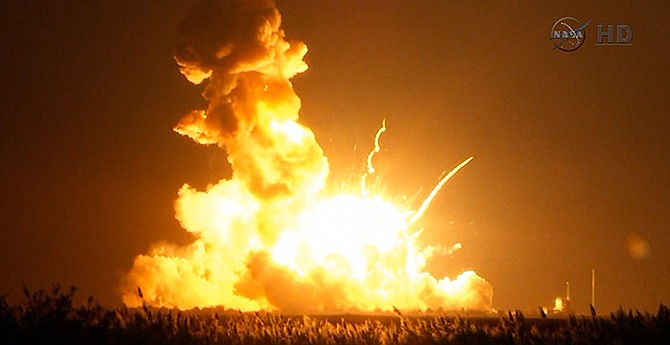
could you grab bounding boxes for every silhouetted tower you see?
[564,281,573,313]
[591,268,596,311]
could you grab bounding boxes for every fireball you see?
[122,0,492,313]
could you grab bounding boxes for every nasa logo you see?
[550,17,591,52]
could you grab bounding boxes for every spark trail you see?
[361,119,387,196]
[407,157,473,228]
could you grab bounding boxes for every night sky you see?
[1,0,668,314]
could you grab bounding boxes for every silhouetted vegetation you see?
[1,285,668,344]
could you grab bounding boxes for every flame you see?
[122,0,492,313]
[554,297,564,313]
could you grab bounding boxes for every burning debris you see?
[122,0,492,313]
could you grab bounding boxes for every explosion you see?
[122,0,492,313]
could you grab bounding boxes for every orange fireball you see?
[122,0,492,313]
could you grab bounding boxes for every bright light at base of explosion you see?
[272,119,473,283]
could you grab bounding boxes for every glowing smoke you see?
[122,0,492,313]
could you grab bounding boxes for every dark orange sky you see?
[1,0,668,314]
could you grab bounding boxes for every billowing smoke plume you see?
[122,0,493,313]
[172,0,327,200]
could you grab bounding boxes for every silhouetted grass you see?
[0,285,668,344]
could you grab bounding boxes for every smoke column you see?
[122,0,493,313]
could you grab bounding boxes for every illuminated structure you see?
[552,281,572,315]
